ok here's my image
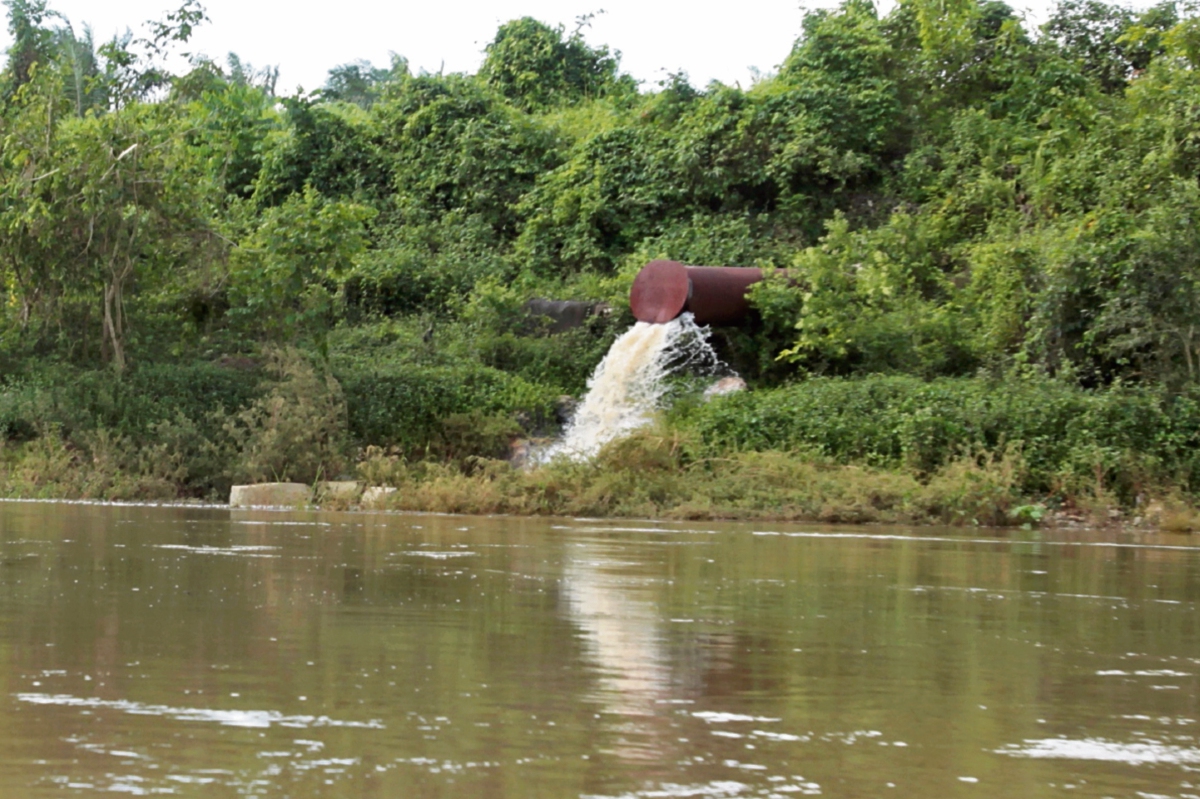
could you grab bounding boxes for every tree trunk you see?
[103,278,125,373]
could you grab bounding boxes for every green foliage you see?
[347,211,509,315]
[254,97,390,206]
[3,0,59,95]
[677,375,1200,503]
[53,23,106,115]
[13,0,1200,387]
[182,77,278,200]
[0,362,258,442]
[515,125,681,274]
[0,91,214,369]
[321,55,407,109]
[775,1,902,186]
[228,186,375,340]
[1043,0,1177,92]
[377,73,559,238]
[479,17,633,111]
[223,347,348,484]
[8,0,1200,515]
[340,363,556,454]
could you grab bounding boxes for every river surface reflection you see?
[1,502,1199,797]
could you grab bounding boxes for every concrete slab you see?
[229,483,311,508]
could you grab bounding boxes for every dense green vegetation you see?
[2,0,1200,524]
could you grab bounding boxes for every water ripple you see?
[16,693,384,730]
[997,737,1200,765]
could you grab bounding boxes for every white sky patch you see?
[0,0,1169,97]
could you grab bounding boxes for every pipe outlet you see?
[629,260,767,325]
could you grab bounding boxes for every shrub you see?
[676,375,1200,502]
[0,362,261,442]
[225,348,349,484]
[340,363,557,453]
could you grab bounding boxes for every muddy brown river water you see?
[0,501,1198,797]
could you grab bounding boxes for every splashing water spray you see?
[540,260,771,462]
[541,313,724,462]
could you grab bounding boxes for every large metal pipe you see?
[629,260,766,325]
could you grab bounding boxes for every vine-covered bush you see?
[677,376,1200,501]
[339,365,558,452]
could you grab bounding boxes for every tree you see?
[1043,0,1177,93]
[2,0,58,97]
[321,55,407,109]
[98,0,209,107]
[0,73,214,369]
[479,17,633,111]
[228,186,374,341]
[375,74,559,237]
[225,53,278,96]
[56,106,212,370]
[253,95,390,206]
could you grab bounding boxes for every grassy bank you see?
[356,429,1038,526]
[4,362,1200,530]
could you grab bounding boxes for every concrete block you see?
[229,482,311,508]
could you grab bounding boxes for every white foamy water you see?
[544,314,723,461]
[996,737,1200,765]
[16,693,384,729]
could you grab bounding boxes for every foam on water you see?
[16,693,385,730]
[543,313,723,462]
[996,737,1200,765]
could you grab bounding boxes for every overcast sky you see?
[0,0,1162,94]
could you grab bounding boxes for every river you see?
[0,501,1197,797]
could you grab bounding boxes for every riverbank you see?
[4,425,1198,533]
[351,432,1200,532]
[5,362,1200,532]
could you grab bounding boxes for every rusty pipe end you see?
[630,260,690,324]
[631,260,768,325]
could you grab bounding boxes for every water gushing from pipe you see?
[542,313,724,462]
